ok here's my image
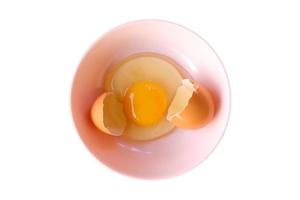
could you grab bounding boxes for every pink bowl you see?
[71,20,231,179]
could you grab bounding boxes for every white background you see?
[0,0,299,199]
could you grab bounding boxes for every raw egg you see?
[90,53,215,141]
[123,81,169,126]
[103,53,183,141]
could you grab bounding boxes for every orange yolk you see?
[124,81,168,126]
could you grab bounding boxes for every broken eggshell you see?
[167,79,215,129]
[90,92,127,136]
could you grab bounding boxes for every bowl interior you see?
[71,20,230,179]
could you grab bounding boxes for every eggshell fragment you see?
[91,93,127,136]
[167,79,215,129]
[167,79,196,121]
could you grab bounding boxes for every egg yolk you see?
[124,81,168,126]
